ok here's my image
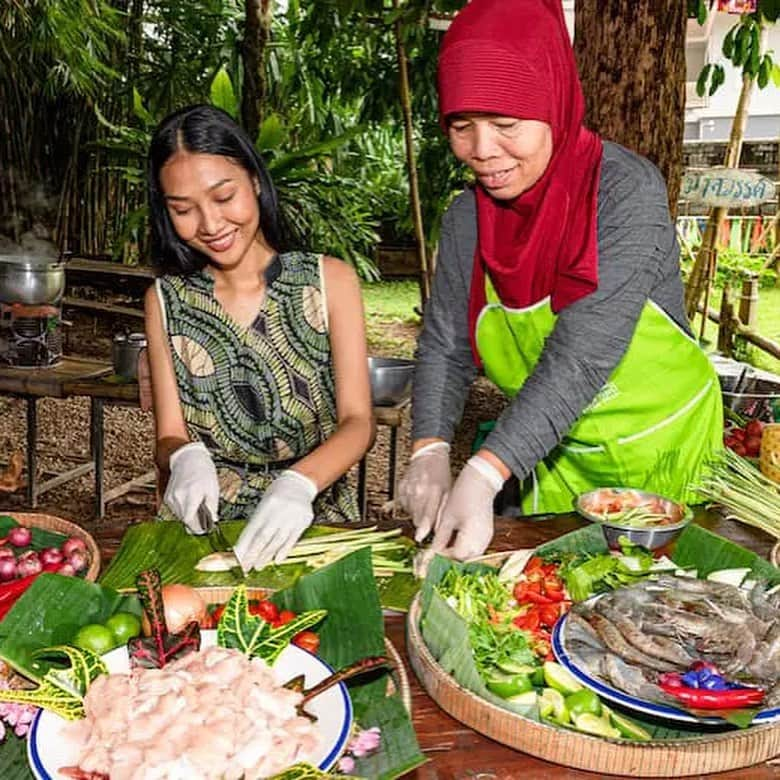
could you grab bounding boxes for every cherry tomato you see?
[745,420,763,438]
[539,603,560,627]
[732,428,746,442]
[524,556,544,573]
[248,600,280,623]
[543,575,563,592]
[272,609,297,628]
[513,607,541,632]
[292,630,320,654]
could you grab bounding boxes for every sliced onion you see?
[142,584,207,634]
[0,548,15,561]
[7,527,32,548]
[57,563,76,577]
[61,537,87,557]
[0,558,16,582]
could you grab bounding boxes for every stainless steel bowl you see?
[368,356,415,406]
[0,254,65,305]
[576,487,692,551]
[112,332,147,380]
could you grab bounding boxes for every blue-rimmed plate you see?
[27,630,352,779]
[552,611,780,726]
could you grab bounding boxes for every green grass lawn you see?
[361,279,780,375]
[694,285,780,375]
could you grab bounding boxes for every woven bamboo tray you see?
[407,593,780,776]
[193,587,412,713]
[5,512,100,581]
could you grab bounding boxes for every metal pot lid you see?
[0,254,65,271]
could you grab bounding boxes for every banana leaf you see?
[99,520,419,610]
[0,574,140,682]
[0,733,30,780]
[273,548,425,779]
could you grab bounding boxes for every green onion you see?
[695,450,780,538]
[282,526,413,575]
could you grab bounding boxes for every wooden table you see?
[0,356,111,508]
[381,514,780,780]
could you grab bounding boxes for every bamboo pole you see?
[698,302,780,361]
[393,0,430,309]
[685,28,766,324]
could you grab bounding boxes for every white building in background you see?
[560,1,780,143]
[684,11,780,142]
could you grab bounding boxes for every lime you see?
[104,612,142,644]
[543,661,583,696]
[604,707,652,741]
[486,674,533,699]
[572,712,620,739]
[565,688,602,718]
[538,687,570,724]
[496,659,537,676]
[73,624,116,655]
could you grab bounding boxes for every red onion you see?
[0,558,16,582]
[40,548,64,567]
[57,563,76,577]
[16,551,42,577]
[61,537,87,557]
[67,549,89,574]
[7,527,32,548]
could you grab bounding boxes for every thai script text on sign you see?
[681,168,775,208]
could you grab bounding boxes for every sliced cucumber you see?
[505,689,539,707]
[496,659,538,676]
[707,567,751,587]
[543,661,583,696]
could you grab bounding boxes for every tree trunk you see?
[683,28,765,323]
[393,3,430,309]
[573,1,686,215]
[241,0,272,141]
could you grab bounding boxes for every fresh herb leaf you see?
[218,584,326,663]
[0,645,107,720]
[127,569,201,669]
[269,763,350,779]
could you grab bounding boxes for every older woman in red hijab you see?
[398,0,722,559]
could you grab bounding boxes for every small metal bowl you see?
[368,356,415,407]
[576,487,692,551]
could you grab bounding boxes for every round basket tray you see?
[5,512,100,581]
[407,594,780,777]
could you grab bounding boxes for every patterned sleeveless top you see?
[156,251,360,524]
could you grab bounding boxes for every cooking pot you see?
[112,332,147,380]
[0,254,66,305]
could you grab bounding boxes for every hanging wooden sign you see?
[680,167,775,207]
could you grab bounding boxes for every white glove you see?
[431,455,505,561]
[163,441,220,534]
[397,442,451,542]
[234,470,317,570]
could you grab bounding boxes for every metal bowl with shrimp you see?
[576,487,692,551]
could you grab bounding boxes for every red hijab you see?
[437,0,603,366]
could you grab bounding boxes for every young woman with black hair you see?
[144,104,373,571]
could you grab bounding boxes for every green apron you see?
[475,280,723,514]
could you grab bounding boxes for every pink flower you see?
[347,726,382,758]
[337,755,355,774]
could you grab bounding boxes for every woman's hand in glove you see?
[397,441,451,542]
[233,470,318,571]
[431,455,505,560]
[163,441,220,534]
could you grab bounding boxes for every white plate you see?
[552,612,780,726]
[27,630,352,778]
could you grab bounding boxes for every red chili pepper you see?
[659,680,765,709]
[0,573,42,619]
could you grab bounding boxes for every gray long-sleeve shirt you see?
[412,141,691,480]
